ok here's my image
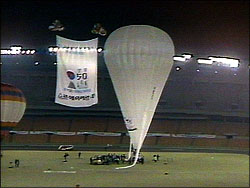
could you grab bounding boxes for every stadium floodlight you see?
[34,61,39,65]
[48,47,54,52]
[208,56,220,61]
[173,56,186,62]
[208,56,218,61]
[208,56,240,68]
[10,46,21,49]
[1,46,22,55]
[227,59,240,68]
[1,46,36,55]
[30,50,36,54]
[197,58,213,64]
[182,53,193,59]
[53,47,59,52]
[10,46,22,55]
[1,50,9,55]
[175,66,181,71]
[97,47,103,53]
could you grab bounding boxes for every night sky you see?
[1,0,249,63]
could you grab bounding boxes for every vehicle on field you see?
[90,153,122,165]
[90,153,144,165]
[90,155,111,165]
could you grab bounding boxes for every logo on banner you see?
[66,68,89,90]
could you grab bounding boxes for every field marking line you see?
[43,170,76,173]
[80,168,163,172]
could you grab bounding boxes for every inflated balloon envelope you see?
[104,25,175,169]
[1,83,26,137]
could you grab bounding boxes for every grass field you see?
[1,150,249,187]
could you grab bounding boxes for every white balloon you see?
[104,25,174,167]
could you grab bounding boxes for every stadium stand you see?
[158,137,193,147]
[87,135,121,145]
[11,134,48,144]
[227,138,249,149]
[1,134,11,143]
[50,135,85,144]
[70,117,107,131]
[32,117,71,131]
[214,122,249,136]
[106,118,126,132]
[178,120,217,134]
[3,116,248,151]
[119,135,130,145]
[148,119,179,133]
[14,117,34,131]
[143,136,157,145]
[192,138,229,148]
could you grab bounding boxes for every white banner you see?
[147,133,171,137]
[29,131,54,135]
[55,36,98,107]
[9,131,29,135]
[84,132,122,136]
[54,131,76,136]
[171,134,216,139]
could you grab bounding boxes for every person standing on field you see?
[78,152,82,159]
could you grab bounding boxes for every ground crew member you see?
[15,159,20,167]
[78,152,81,159]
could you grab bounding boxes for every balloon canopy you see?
[1,83,26,135]
[104,25,174,167]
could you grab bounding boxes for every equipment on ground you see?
[58,145,74,151]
